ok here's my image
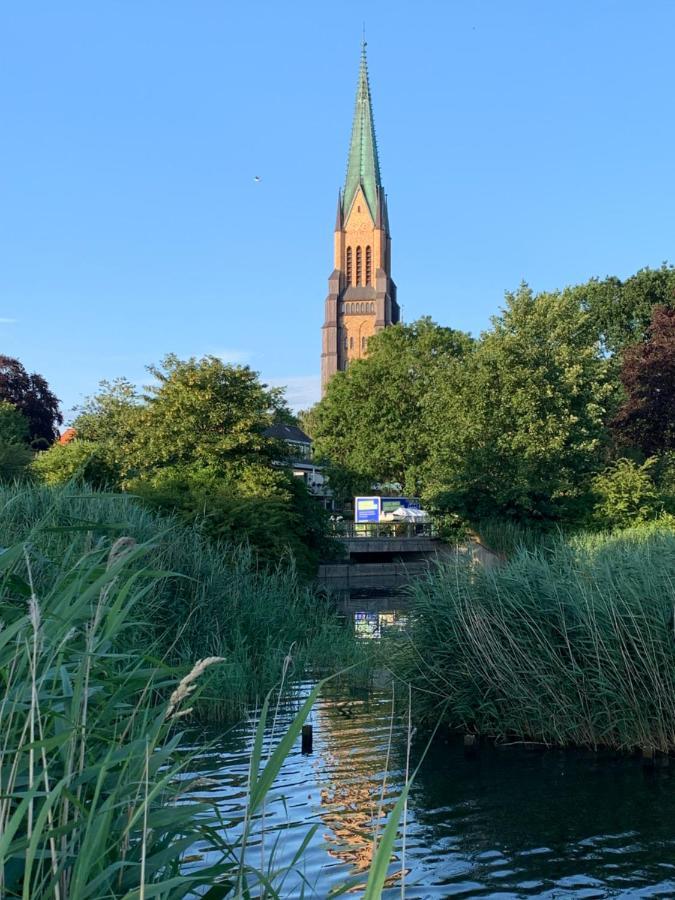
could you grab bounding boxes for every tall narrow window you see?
[350,336,354,350]
[356,246,362,285]
[346,247,353,285]
[365,246,372,285]
[361,336,366,350]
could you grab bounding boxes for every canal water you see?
[187,604,675,899]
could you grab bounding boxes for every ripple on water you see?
[186,685,675,898]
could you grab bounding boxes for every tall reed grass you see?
[393,526,675,752]
[0,482,360,721]
[0,536,407,898]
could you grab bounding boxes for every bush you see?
[591,458,662,528]
[31,438,118,487]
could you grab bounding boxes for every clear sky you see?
[2,1,675,420]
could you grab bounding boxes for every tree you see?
[571,264,675,356]
[34,356,328,575]
[612,305,675,456]
[0,356,62,447]
[312,318,474,494]
[425,284,612,521]
[0,401,32,481]
[0,401,29,445]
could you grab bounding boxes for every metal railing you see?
[329,520,438,539]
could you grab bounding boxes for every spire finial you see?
[362,22,367,51]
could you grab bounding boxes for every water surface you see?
[187,677,675,898]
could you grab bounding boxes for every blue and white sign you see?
[354,497,380,523]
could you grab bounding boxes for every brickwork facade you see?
[321,44,399,393]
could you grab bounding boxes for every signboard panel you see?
[354,497,380,523]
[380,497,421,517]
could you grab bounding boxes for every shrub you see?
[591,457,661,529]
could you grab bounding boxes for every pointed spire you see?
[343,40,382,221]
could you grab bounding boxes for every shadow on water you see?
[186,595,675,898]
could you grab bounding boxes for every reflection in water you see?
[315,688,407,891]
[353,609,408,639]
[186,680,675,898]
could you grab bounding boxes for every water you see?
[185,606,675,898]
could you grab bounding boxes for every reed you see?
[0,482,359,721]
[0,539,406,898]
[393,525,675,752]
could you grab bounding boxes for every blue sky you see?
[2,1,675,420]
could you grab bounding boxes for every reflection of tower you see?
[321,41,399,395]
[314,691,406,888]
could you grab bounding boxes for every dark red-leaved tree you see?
[612,305,675,455]
[0,356,62,448]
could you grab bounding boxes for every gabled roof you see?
[263,423,312,445]
[343,42,382,222]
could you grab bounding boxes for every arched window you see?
[365,246,372,285]
[361,336,366,350]
[349,336,354,349]
[356,246,362,285]
[346,247,353,284]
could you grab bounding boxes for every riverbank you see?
[390,524,675,753]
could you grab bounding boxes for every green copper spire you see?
[343,41,382,221]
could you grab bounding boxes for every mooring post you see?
[464,733,478,758]
[302,724,313,754]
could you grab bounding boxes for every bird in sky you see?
[254,175,262,183]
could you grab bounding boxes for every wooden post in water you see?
[463,733,478,758]
[302,724,313,754]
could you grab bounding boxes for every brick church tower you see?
[321,42,399,394]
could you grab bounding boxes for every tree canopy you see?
[0,356,62,447]
[612,305,675,456]
[33,356,330,575]
[311,318,474,495]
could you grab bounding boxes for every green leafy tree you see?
[591,458,662,529]
[312,318,474,495]
[571,264,675,356]
[31,439,117,488]
[35,356,330,574]
[0,401,29,445]
[425,284,613,521]
[0,401,32,481]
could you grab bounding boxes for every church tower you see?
[321,42,399,394]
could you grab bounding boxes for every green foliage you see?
[133,470,338,579]
[0,540,234,897]
[0,535,386,897]
[392,527,675,751]
[591,457,663,529]
[33,358,333,575]
[0,482,354,721]
[572,263,675,355]
[0,399,29,444]
[313,318,474,494]
[31,438,118,487]
[425,284,612,521]
[0,401,32,481]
